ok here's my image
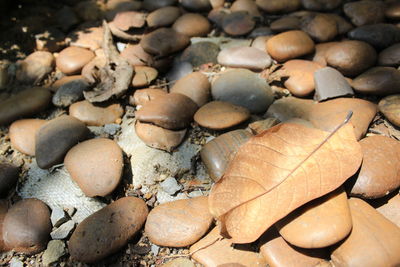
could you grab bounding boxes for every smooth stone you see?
[276,188,352,248]
[231,0,261,18]
[343,0,385,27]
[378,43,400,67]
[329,13,353,35]
[311,42,339,66]
[256,0,301,13]
[194,101,250,130]
[331,198,400,267]
[352,67,400,95]
[135,121,186,152]
[65,138,123,197]
[0,163,18,197]
[180,0,212,11]
[170,72,210,106]
[348,23,400,49]
[146,6,181,28]
[222,11,255,36]
[379,94,400,127]
[300,13,338,42]
[69,100,123,126]
[0,200,8,252]
[326,40,376,77]
[130,88,167,106]
[350,136,400,199]
[3,199,51,255]
[248,118,280,134]
[135,93,198,130]
[112,11,146,31]
[49,75,85,93]
[281,60,322,97]
[314,67,354,101]
[52,77,89,107]
[0,87,51,125]
[50,219,76,240]
[386,1,400,20]
[251,36,273,51]
[120,44,154,66]
[42,240,66,266]
[211,68,274,113]
[200,129,252,181]
[166,60,193,83]
[9,119,46,156]
[56,47,95,75]
[180,42,220,67]
[50,206,68,228]
[172,13,211,37]
[16,51,54,84]
[249,27,273,38]
[265,96,314,122]
[105,0,142,20]
[132,66,158,88]
[161,258,195,267]
[69,197,148,263]
[260,229,328,267]
[266,30,315,62]
[140,28,190,56]
[142,0,177,11]
[301,0,341,11]
[67,27,103,51]
[35,115,90,169]
[145,196,213,247]
[208,7,229,27]
[270,16,301,32]
[373,193,400,228]
[217,46,271,71]
[190,227,266,266]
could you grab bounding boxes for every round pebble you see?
[378,43,400,67]
[222,11,255,36]
[217,46,272,71]
[140,28,190,56]
[172,13,211,37]
[9,119,46,156]
[352,67,400,95]
[69,100,123,126]
[379,94,400,127]
[56,47,95,75]
[146,6,181,28]
[170,72,210,107]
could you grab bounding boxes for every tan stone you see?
[9,119,46,156]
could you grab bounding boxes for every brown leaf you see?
[208,122,362,243]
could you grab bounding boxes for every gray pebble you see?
[42,240,66,266]
[50,220,76,240]
[160,177,182,195]
[52,79,89,107]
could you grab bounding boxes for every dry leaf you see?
[208,122,362,243]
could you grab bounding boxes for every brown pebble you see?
[222,11,255,36]
[378,43,400,67]
[9,119,46,156]
[146,6,181,28]
[217,46,272,71]
[352,67,400,95]
[379,94,400,127]
[172,13,211,37]
[231,0,261,18]
[69,100,123,126]
[311,42,339,67]
[56,47,95,75]
[0,163,18,197]
[343,0,385,27]
[373,193,400,228]
[67,27,103,51]
[256,0,301,13]
[301,13,338,42]
[49,75,86,93]
[140,28,190,56]
[112,11,146,31]
[130,88,167,106]
[132,66,158,87]
[170,72,210,107]
[16,51,55,84]
[120,44,154,67]
[270,16,300,32]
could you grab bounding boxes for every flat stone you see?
[166,60,193,84]
[301,0,341,11]
[160,177,182,195]
[170,72,210,106]
[145,196,213,247]
[56,47,95,75]
[348,23,400,49]
[161,258,195,267]
[311,42,339,67]
[217,46,271,71]
[120,44,154,67]
[378,43,400,67]
[9,119,46,156]
[142,0,177,11]
[0,163,18,197]
[69,100,123,126]
[50,206,68,227]
[172,13,211,37]
[256,0,300,13]
[67,27,103,51]
[180,42,220,67]
[248,118,280,135]
[211,68,274,113]
[222,11,255,36]
[194,101,250,130]
[373,193,400,228]
[3,199,51,255]
[68,197,148,263]
[343,0,385,27]
[52,77,89,107]
[140,28,190,56]
[135,93,198,130]
[180,0,211,11]
[314,67,354,101]
[200,129,252,181]
[135,121,187,152]
[35,115,90,169]
[112,11,146,31]
[301,13,338,42]
[190,227,266,266]
[231,0,261,17]
[42,240,66,266]
[326,40,376,77]
[16,51,54,84]
[352,67,400,95]
[260,229,328,267]
[50,220,75,240]
[331,198,400,267]
[379,94,400,127]
[147,6,181,28]
[0,87,51,126]
[130,88,167,106]
[270,16,300,32]
[65,138,123,197]
[350,136,400,199]
[266,30,315,62]
[132,66,158,87]
[276,188,353,248]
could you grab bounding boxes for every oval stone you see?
[69,100,123,126]
[0,87,51,126]
[35,115,90,169]
[52,77,88,107]
[135,120,187,152]
[379,94,400,127]
[300,13,338,42]
[132,66,158,87]
[231,0,261,18]
[140,28,190,56]
[145,196,213,247]
[270,16,301,32]
[256,0,301,13]
[180,42,220,67]
[146,6,181,28]
[69,197,148,263]
[56,47,95,75]
[180,0,211,11]
[347,23,400,49]
[142,0,177,11]
[222,11,255,36]
[352,67,400,95]
[378,43,400,67]
[343,0,385,27]
[217,46,272,71]
[65,138,123,197]
[266,30,315,62]
[301,0,341,11]
[135,93,198,130]
[276,188,352,248]
[3,199,51,255]
[326,40,376,77]
[170,72,210,107]
[16,51,55,84]
[311,42,339,67]
[130,88,167,106]
[9,119,46,156]
[350,135,400,199]
[194,101,250,130]
[0,163,18,197]
[112,11,146,31]
[211,69,274,113]
[172,13,211,37]
[120,44,154,67]
[373,193,400,228]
